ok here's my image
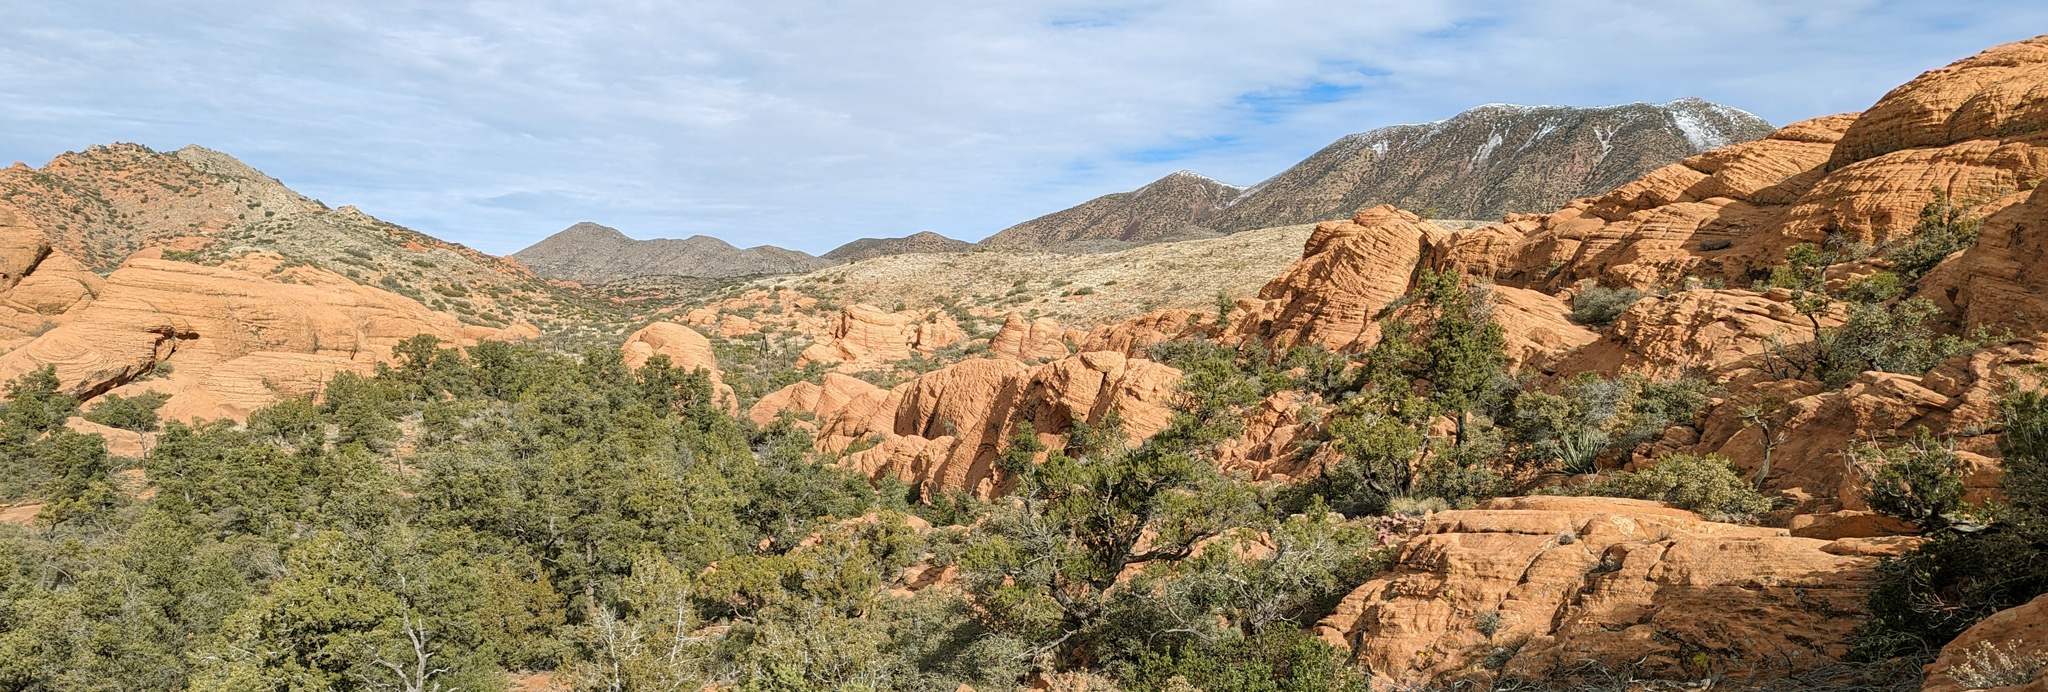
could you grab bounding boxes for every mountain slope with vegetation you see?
[3,33,2048,692]
[513,222,836,282]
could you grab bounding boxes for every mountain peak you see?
[513,223,831,282]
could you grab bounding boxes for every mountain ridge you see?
[511,221,836,282]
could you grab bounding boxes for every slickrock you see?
[1684,338,2048,512]
[1074,309,1212,358]
[1550,289,1832,382]
[0,202,101,350]
[799,304,967,370]
[622,322,737,414]
[989,313,1070,361]
[1314,496,1876,687]
[1924,186,2048,335]
[0,255,470,421]
[1922,593,2048,692]
[1223,205,1594,368]
[754,352,1181,497]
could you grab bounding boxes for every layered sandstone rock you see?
[1074,309,1212,358]
[1922,593,2048,692]
[0,255,472,421]
[798,304,966,370]
[1551,289,1833,382]
[1314,496,1878,687]
[988,313,1070,361]
[622,321,737,413]
[1223,205,1595,368]
[0,203,101,351]
[753,352,1180,497]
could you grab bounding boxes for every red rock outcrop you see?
[1922,593,2048,692]
[798,304,967,369]
[0,202,101,351]
[1551,289,1833,383]
[1314,496,1879,687]
[1074,308,1212,358]
[1223,205,1595,368]
[622,321,737,414]
[753,352,1181,497]
[988,313,1070,361]
[0,255,472,421]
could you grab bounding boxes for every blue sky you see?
[2,1,2045,255]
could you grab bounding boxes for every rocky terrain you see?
[1208,98,1774,232]
[2,33,2047,692]
[511,221,835,282]
[977,169,1245,249]
[0,145,581,332]
[821,230,972,263]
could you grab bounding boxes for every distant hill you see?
[0,143,560,329]
[1209,98,1773,231]
[512,222,835,282]
[822,231,971,263]
[977,170,1244,249]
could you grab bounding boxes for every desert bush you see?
[1852,429,1970,532]
[1948,639,2048,690]
[1568,286,1644,328]
[1566,453,1771,522]
[1886,188,1981,281]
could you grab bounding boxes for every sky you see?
[1,2,2045,256]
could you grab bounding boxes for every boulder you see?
[1922,593,2048,692]
[622,321,736,414]
[989,313,1070,361]
[1314,496,1878,687]
[798,304,967,369]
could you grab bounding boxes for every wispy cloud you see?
[0,0,2043,254]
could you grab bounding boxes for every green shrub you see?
[1568,286,1644,328]
[1886,188,1981,281]
[1569,453,1771,522]
[1852,429,1969,532]
[82,390,170,435]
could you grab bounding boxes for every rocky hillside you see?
[821,231,971,263]
[977,170,1244,249]
[1208,98,1773,231]
[512,221,835,282]
[0,144,590,332]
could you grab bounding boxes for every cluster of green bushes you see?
[0,333,1396,690]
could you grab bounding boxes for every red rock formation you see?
[0,254,472,421]
[753,352,1181,497]
[1074,308,1212,358]
[1922,593,2048,692]
[1315,496,1879,687]
[622,321,737,414]
[798,304,967,369]
[988,312,1070,361]
[0,202,100,351]
[1550,289,1833,383]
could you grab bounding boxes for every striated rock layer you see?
[751,352,1180,497]
[1315,496,1880,687]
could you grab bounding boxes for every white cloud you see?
[1,0,2044,254]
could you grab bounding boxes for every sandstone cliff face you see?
[988,313,1070,362]
[1315,496,1880,687]
[751,352,1180,497]
[0,250,481,422]
[0,202,100,351]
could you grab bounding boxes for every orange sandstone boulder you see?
[1074,309,1211,358]
[1922,593,2048,692]
[622,321,736,414]
[1227,205,1440,352]
[989,312,1070,361]
[799,304,967,369]
[1314,496,1876,687]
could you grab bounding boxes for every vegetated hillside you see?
[5,33,2048,692]
[513,221,836,282]
[0,143,602,331]
[1209,98,1773,231]
[820,231,971,263]
[794,222,1316,325]
[977,169,1244,249]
